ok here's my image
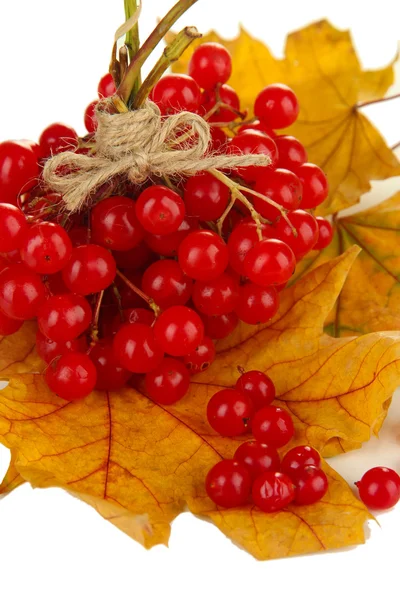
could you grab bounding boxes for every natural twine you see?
[43,101,270,212]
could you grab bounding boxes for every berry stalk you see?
[116,269,161,316]
[124,0,141,63]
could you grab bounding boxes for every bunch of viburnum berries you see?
[1,38,399,515]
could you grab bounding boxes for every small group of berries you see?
[0,41,333,403]
[205,369,329,511]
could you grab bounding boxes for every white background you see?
[1,1,400,598]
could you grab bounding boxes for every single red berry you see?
[252,472,295,512]
[235,370,275,410]
[113,240,155,270]
[314,217,334,250]
[184,336,215,373]
[110,307,155,335]
[254,84,299,129]
[0,203,28,252]
[293,465,329,505]
[207,389,254,436]
[39,123,78,156]
[20,222,72,274]
[201,84,240,123]
[153,305,204,356]
[297,163,329,209]
[275,135,307,171]
[236,282,279,325]
[227,221,274,276]
[281,446,321,479]
[356,466,400,510]
[0,311,23,336]
[84,100,99,133]
[192,272,239,316]
[234,441,280,481]
[0,264,46,320]
[189,42,232,89]
[145,357,190,405]
[252,406,294,447]
[179,230,229,281]
[184,172,230,221]
[136,185,185,235]
[37,293,92,342]
[45,352,97,401]
[206,459,251,508]
[254,168,303,221]
[88,338,131,391]
[229,130,278,182]
[98,73,116,98]
[203,311,238,340]
[145,216,198,257]
[91,196,145,251]
[275,209,319,260]
[36,330,87,364]
[0,141,39,203]
[244,239,296,287]
[141,259,193,309]
[62,244,116,295]
[113,323,164,373]
[152,74,201,115]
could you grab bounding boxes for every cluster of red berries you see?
[205,369,328,511]
[0,42,333,403]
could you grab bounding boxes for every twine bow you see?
[43,101,270,212]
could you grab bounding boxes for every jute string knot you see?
[43,101,271,212]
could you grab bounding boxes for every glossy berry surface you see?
[98,73,116,98]
[234,441,280,481]
[192,272,239,316]
[244,238,296,287]
[136,185,185,235]
[275,135,307,171]
[145,216,198,257]
[178,230,229,281]
[207,389,253,436]
[293,465,329,505]
[113,323,164,373]
[45,352,97,401]
[37,293,92,342]
[235,282,279,325]
[235,370,275,411]
[153,305,204,356]
[36,330,86,364]
[252,406,294,447]
[275,209,319,260]
[152,74,201,115]
[110,307,155,335]
[184,172,230,221]
[20,222,72,274]
[206,459,251,508]
[0,264,46,320]
[254,168,303,221]
[91,196,144,251]
[145,357,190,405]
[0,204,28,252]
[0,311,23,336]
[62,244,116,295]
[227,221,271,276]
[281,445,321,479]
[141,259,193,309]
[88,338,131,391]
[201,84,240,123]
[254,84,299,129]
[0,140,39,203]
[189,42,232,90]
[229,130,278,182]
[39,123,78,156]
[297,163,329,209]
[252,472,295,512]
[203,311,239,339]
[183,336,215,373]
[314,217,334,250]
[356,466,400,510]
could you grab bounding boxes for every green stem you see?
[124,0,141,95]
[118,0,200,106]
[133,26,201,108]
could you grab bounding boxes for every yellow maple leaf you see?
[172,21,400,215]
[293,192,400,337]
[1,248,398,559]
